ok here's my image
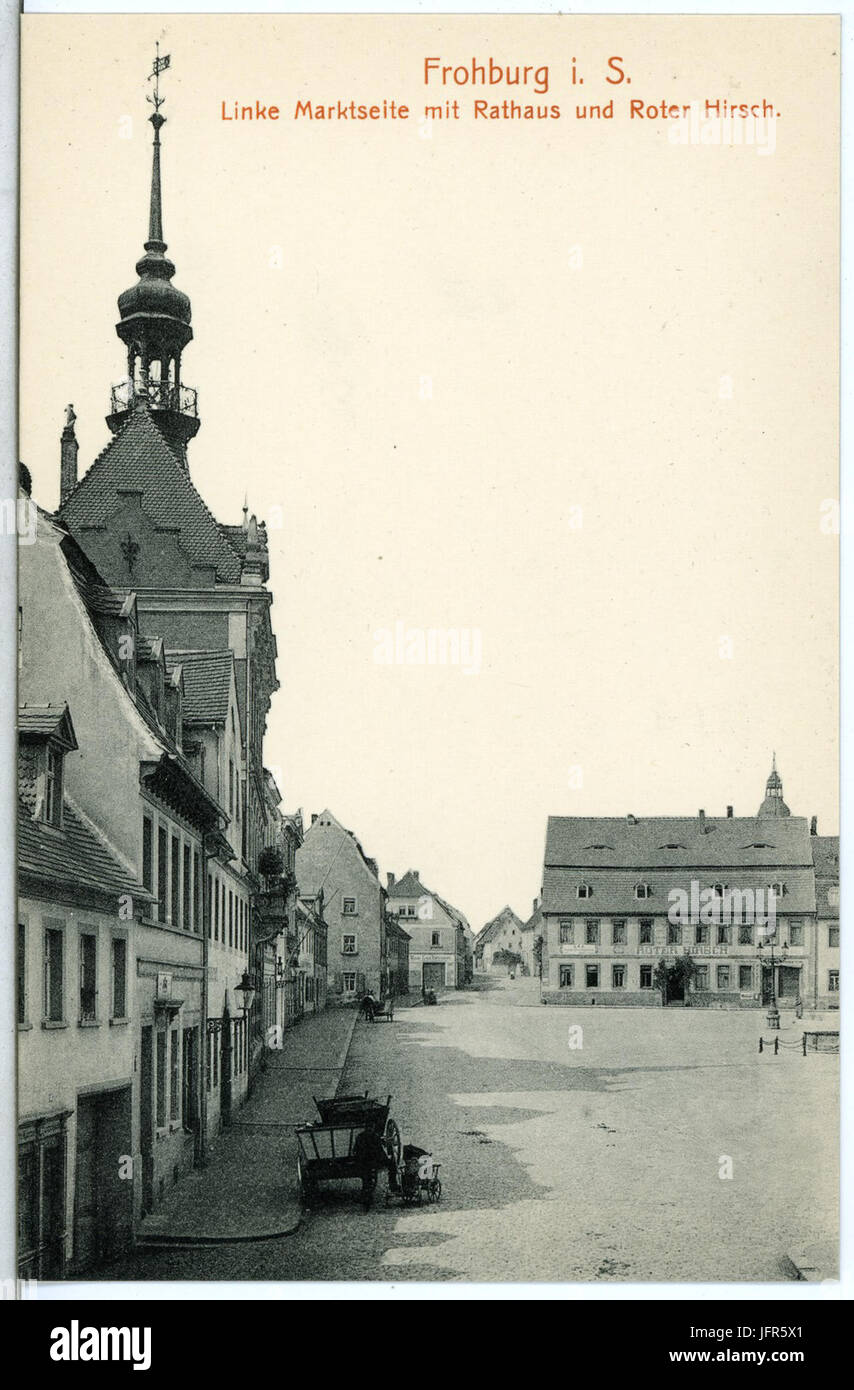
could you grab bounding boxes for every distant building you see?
[296,810,389,1001]
[812,834,840,1010]
[539,762,837,1009]
[296,892,329,1017]
[386,870,471,992]
[521,898,544,978]
[474,905,526,974]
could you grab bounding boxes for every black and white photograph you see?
[4,6,844,1324]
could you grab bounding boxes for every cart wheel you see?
[428,1178,442,1203]
[384,1118,402,1166]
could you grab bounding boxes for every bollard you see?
[774,1037,779,1055]
[759,1037,763,1053]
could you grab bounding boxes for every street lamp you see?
[757,932,788,1030]
[234,970,256,1017]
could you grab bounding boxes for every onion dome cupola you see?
[107,48,199,460]
[757,753,791,818]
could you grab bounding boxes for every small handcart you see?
[385,1143,442,1207]
[295,1093,402,1206]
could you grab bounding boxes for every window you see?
[43,927,63,1022]
[738,965,753,991]
[828,970,839,993]
[229,890,234,948]
[431,931,440,947]
[612,964,625,989]
[717,924,731,945]
[17,922,27,1025]
[79,933,97,1022]
[342,972,357,993]
[142,816,153,893]
[768,882,785,899]
[207,874,213,939]
[157,826,167,923]
[738,925,753,945]
[695,965,709,991]
[156,1030,167,1127]
[635,883,650,900]
[183,845,191,930]
[342,935,357,955]
[612,920,626,945]
[716,965,730,990]
[667,922,681,946]
[639,964,653,989]
[585,919,599,946]
[695,924,709,945]
[577,884,592,900]
[789,921,803,947]
[829,925,839,948]
[827,886,839,907]
[44,746,62,826]
[639,919,653,945]
[585,964,599,989]
[343,897,357,916]
[213,877,220,941]
[170,1028,180,1122]
[193,852,201,933]
[559,920,574,945]
[712,883,727,898]
[559,964,573,988]
[112,938,127,1019]
[171,835,180,927]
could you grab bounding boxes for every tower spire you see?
[757,753,790,818]
[145,44,169,247]
[109,47,199,462]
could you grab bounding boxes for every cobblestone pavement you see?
[99,983,838,1285]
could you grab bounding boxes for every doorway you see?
[73,1086,132,1271]
[139,1026,154,1215]
[422,961,446,991]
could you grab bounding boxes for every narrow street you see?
[101,980,838,1285]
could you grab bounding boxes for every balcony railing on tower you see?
[110,378,198,419]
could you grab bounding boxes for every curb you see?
[138,1010,361,1248]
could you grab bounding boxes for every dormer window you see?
[635,883,651,900]
[19,703,78,831]
[577,883,593,900]
[712,883,728,898]
[44,746,63,827]
[660,843,686,851]
[768,881,785,898]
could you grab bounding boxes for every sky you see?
[19,15,839,931]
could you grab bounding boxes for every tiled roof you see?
[166,649,233,723]
[18,703,77,748]
[475,906,525,948]
[541,867,817,916]
[545,816,815,870]
[811,834,840,875]
[59,406,243,584]
[138,634,165,663]
[18,796,153,906]
[389,870,425,899]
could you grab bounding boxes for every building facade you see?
[474,906,526,974]
[540,764,837,1010]
[296,810,389,1001]
[386,870,471,992]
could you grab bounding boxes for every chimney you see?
[311,813,318,826]
[726,805,733,818]
[60,405,78,504]
[698,809,706,831]
[387,872,396,890]
[810,815,818,836]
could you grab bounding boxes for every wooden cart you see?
[295,1094,402,1204]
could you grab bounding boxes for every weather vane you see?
[146,42,171,114]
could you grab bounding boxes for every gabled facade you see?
[474,905,526,974]
[386,870,470,991]
[296,811,388,1000]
